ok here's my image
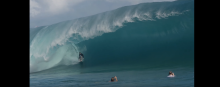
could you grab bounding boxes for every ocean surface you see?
[30,0,194,86]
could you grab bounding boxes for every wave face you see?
[30,0,194,73]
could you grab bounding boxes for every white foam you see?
[167,75,175,77]
[155,10,187,19]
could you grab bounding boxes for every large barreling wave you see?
[30,0,194,73]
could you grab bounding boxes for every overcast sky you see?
[30,0,175,28]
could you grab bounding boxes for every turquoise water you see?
[30,0,194,86]
[30,66,194,87]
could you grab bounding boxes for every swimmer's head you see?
[169,71,172,74]
[111,77,115,81]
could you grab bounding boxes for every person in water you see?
[79,52,84,61]
[109,76,118,82]
[168,71,175,76]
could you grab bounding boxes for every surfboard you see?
[167,75,175,77]
[79,57,84,62]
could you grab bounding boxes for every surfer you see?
[168,71,175,76]
[79,52,84,62]
[109,76,118,82]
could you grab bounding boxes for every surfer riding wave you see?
[79,52,84,62]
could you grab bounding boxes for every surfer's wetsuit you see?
[79,53,84,59]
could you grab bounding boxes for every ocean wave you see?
[30,0,194,73]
